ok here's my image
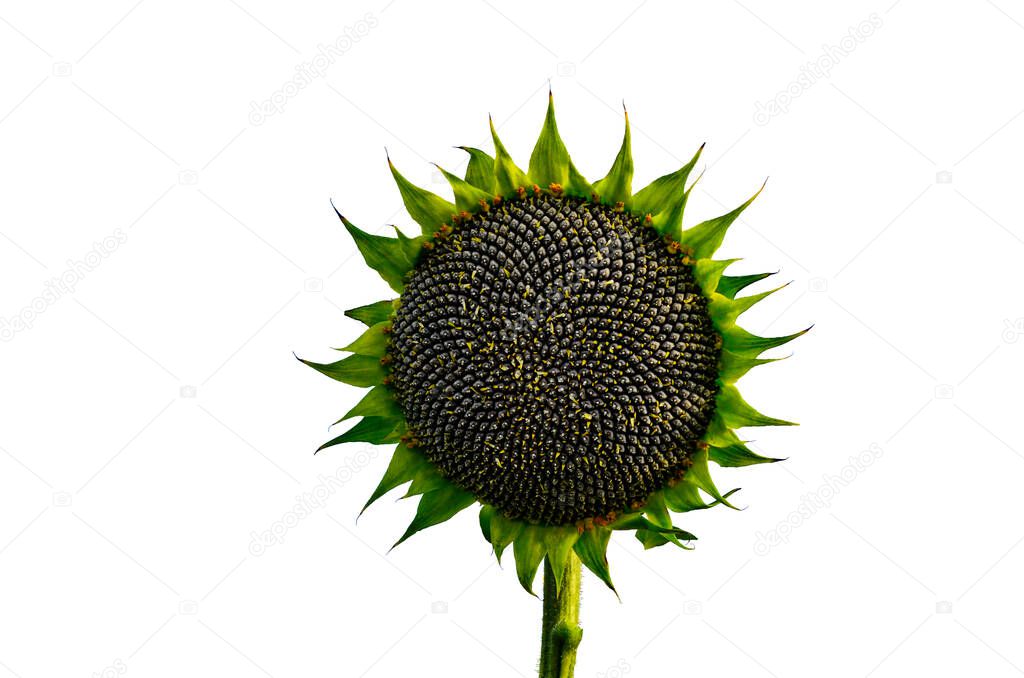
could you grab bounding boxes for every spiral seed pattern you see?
[389,195,720,525]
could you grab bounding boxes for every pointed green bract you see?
[489,117,530,196]
[542,526,581,593]
[574,528,615,593]
[513,525,547,594]
[345,299,396,326]
[717,271,776,299]
[709,284,788,326]
[394,484,475,548]
[436,164,493,213]
[339,321,390,357]
[299,354,385,388]
[680,182,764,259]
[717,383,797,429]
[362,442,426,514]
[709,443,782,467]
[338,384,401,423]
[403,464,448,498]
[719,350,782,383]
[318,416,404,452]
[459,146,496,194]
[686,446,740,509]
[720,324,810,358]
[479,504,496,543]
[592,109,633,206]
[694,258,740,297]
[631,144,703,240]
[528,93,592,197]
[488,511,523,563]
[337,209,420,293]
[388,159,457,237]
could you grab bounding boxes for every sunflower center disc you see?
[390,195,721,525]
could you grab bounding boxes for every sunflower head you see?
[302,94,805,595]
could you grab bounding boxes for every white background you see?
[1,1,1022,676]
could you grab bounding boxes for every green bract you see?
[303,94,805,595]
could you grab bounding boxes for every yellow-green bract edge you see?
[300,93,807,596]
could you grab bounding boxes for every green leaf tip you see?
[391,483,476,550]
[527,92,592,197]
[680,179,766,259]
[317,415,403,453]
[593,104,633,206]
[573,527,617,596]
[631,143,704,240]
[489,115,530,197]
[338,321,390,357]
[361,443,425,516]
[434,163,492,213]
[345,299,396,326]
[298,353,385,388]
[334,204,420,293]
[716,383,798,429]
[717,270,779,299]
[387,156,457,237]
[457,146,496,193]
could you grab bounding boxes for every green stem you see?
[539,553,583,678]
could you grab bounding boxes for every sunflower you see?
[301,93,804,677]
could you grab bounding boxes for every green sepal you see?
[610,513,698,543]
[513,525,547,595]
[336,207,420,293]
[361,442,426,515]
[298,354,385,388]
[709,443,783,467]
[719,349,782,383]
[662,476,741,513]
[392,483,475,549]
[592,108,633,206]
[317,415,404,452]
[338,321,390,357]
[631,144,703,240]
[402,463,448,498]
[717,271,777,299]
[527,93,593,197]
[388,158,457,237]
[345,300,396,326]
[573,527,615,594]
[717,383,797,428]
[693,258,740,297]
[487,511,523,564]
[489,116,530,197]
[542,525,582,594]
[720,324,810,359]
[679,182,764,259]
[687,446,741,509]
[704,415,783,466]
[708,284,788,326]
[458,146,496,194]
[435,164,493,214]
[479,504,495,543]
[635,493,685,550]
[337,384,401,424]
